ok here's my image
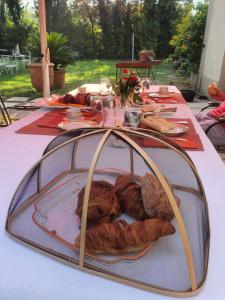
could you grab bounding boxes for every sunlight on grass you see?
[0,59,188,99]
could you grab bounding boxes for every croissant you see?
[114,174,180,221]
[76,181,120,226]
[114,175,147,220]
[75,218,175,254]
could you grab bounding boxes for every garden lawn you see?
[0,60,189,99]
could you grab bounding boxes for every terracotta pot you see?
[27,63,54,91]
[54,69,66,88]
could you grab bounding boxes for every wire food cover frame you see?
[5,127,210,297]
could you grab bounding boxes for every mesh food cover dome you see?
[6,128,210,297]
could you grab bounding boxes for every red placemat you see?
[139,118,203,151]
[16,109,103,136]
[141,92,186,104]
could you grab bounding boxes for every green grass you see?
[0,59,189,99]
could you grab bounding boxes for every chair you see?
[204,116,225,152]
[22,51,32,67]
[115,60,161,83]
[5,59,19,75]
[0,96,12,126]
[200,100,220,112]
[200,95,225,151]
[0,58,7,73]
[0,55,11,74]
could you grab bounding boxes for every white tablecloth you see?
[0,102,225,300]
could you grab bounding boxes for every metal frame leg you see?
[0,96,12,126]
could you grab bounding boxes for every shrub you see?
[170,2,208,74]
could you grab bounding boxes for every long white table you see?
[0,100,225,300]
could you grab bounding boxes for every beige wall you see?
[197,0,225,95]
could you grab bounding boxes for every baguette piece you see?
[140,116,176,133]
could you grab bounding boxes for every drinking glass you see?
[100,77,110,94]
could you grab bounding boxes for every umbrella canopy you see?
[38,0,50,97]
[14,44,20,56]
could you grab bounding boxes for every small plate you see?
[33,96,86,108]
[164,125,188,136]
[58,120,99,130]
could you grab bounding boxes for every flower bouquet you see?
[116,69,142,107]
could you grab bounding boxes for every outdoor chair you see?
[0,58,7,73]
[204,116,225,152]
[200,98,225,151]
[0,96,12,126]
[5,60,19,75]
[0,55,11,74]
[22,51,32,67]
[200,99,220,112]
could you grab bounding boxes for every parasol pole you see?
[38,0,50,97]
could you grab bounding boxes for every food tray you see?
[32,171,154,263]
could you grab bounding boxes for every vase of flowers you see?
[116,69,141,107]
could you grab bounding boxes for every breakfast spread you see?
[75,173,178,255]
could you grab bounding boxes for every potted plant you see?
[27,34,54,92]
[28,32,72,90]
[139,49,156,62]
[47,32,73,88]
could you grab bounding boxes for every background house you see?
[197,0,225,95]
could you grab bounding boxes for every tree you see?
[141,0,159,51]
[112,0,125,57]
[156,0,180,58]
[71,0,99,56]
[0,1,35,52]
[123,2,133,58]
[34,0,73,40]
[5,0,22,24]
[97,0,113,58]
[170,2,208,73]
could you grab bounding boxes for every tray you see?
[33,96,86,108]
[32,171,155,264]
[58,120,100,130]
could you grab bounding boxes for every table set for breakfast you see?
[0,84,225,300]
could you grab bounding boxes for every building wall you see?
[197,0,225,95]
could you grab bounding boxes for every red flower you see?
[122,68,128,74]
[122,77,128,81]
[130,74,137,83]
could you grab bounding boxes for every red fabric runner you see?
[139,118,203,151]
[16,109,103,136]
[141,92,186,104]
